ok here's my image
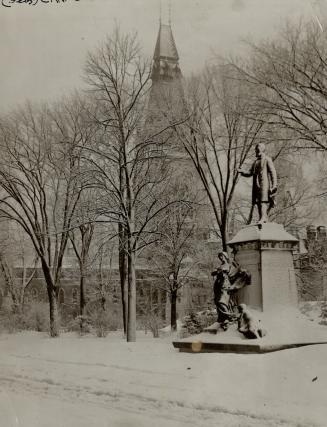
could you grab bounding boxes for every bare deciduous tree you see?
[69,191,96,325]
[84,27,181,341]
[231,20,327,152]
[0,223,38,313]
[146,181,204,332]
[0,96,95,336]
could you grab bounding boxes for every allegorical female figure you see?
[212,251,251,330]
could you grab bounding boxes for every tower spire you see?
[151,4,181,81]
[159,0,162,25]
[168,0,172,25]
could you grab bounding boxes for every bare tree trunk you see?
[157,288,162,318]
[79,268,86,332]
[47,285,59,338]
[41,258,59,337]
[69,223,94,332]
[119,144,128,335]
[118,223,127,334]
[127,250,136,342]
[79,234,86,320]
[123,261,128,333]
[170,288,178,332]
[221,212,229,252]
[0,256,16,311]
[80,273,85,316]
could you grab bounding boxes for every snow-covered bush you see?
[0,301,50,333]
[0,308,25,333]
[66,315,93,335]
[180,308,217,338]
[138,313,162,338]
[89,309,119,337]
[319,298,327,325]
[23,302,50,332]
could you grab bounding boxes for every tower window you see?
[72,288,78,304]
[31,288,38,300]
[58,288,65,304]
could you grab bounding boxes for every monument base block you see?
[173,309,327,353]
[228,222,299,311]
[173,222,327,354]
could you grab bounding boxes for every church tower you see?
[144,18,215,321]
[151,23,181,83]
[146,21,186,154]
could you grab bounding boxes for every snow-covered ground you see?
[0,330,327,427]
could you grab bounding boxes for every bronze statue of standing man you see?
[238,143,277,224]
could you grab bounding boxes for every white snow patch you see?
[0,330,326,426]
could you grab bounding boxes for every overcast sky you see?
[0,0,323,112]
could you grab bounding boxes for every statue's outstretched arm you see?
[238,161,254,178]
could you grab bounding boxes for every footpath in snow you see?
[0,330,327,427]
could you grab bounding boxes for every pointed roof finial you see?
[153,19,179,61]
[169,0,172,25]
[159,0,162,24]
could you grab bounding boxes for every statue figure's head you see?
[218,251,229,263]
[255,143,265,159]
[238,303,247,313]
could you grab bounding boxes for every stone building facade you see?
[294,225,327,301]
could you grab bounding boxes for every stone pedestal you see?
[172,222,327,354]
[228,223,298,311]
